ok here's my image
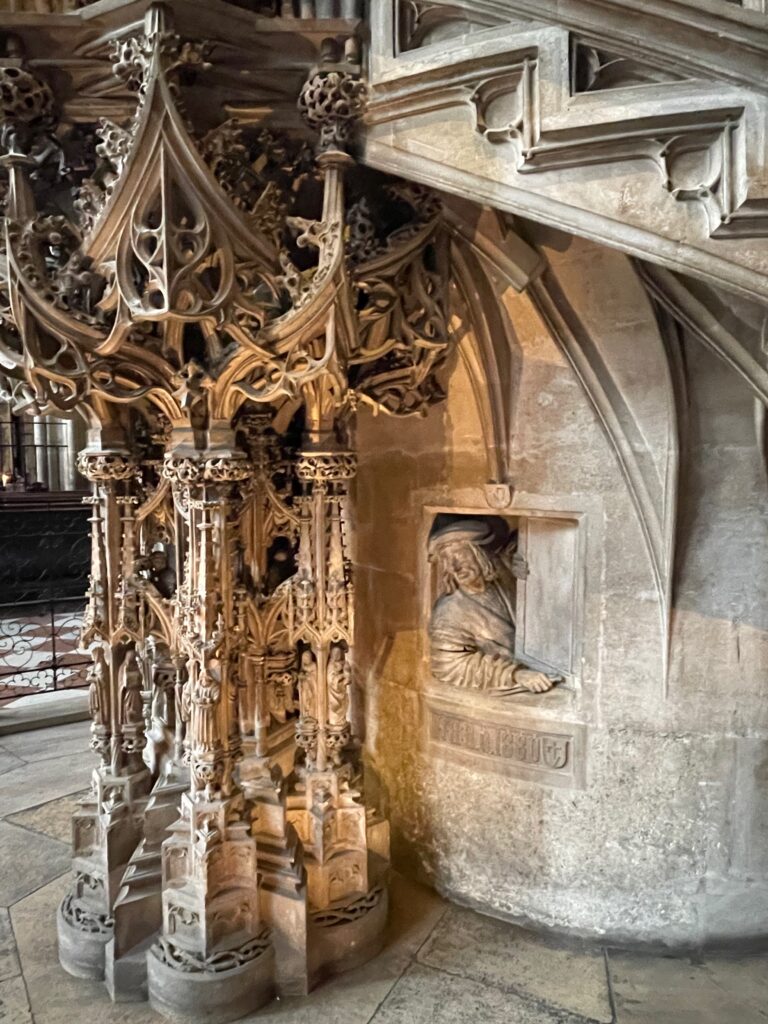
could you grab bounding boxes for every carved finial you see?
[0,57,54,160]
[144,1,174,42]
[298,40,367,153]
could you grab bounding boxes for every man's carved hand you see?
[513,668,556,693]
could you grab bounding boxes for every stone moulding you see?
[390,0,768,94]
[365,3,768,302]
[367,30,760,239]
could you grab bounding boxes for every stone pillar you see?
[146,448,274,1024]
[63,416,83,491]
[287,447,390,981]
[0,402,12,483]
[32,414,47,487]
[58,449,152,981]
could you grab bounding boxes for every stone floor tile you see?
[0,721,90,764]
[609,948,768,1023]
[0,908,21,982]
[0,751,93,816]
[0,974,33,1024]
[371,962,588,1024]
[6,792,86,845]
[0,749,25,777]
[0,821,71,907]
[418,905,612,1023]
[241,873,448,1024]
[0,692,88,739]
[11,874,158,1024]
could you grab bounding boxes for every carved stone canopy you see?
[0,4,449,1018]
[0,2,450,440]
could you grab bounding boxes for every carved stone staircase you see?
[247,771,310,996]
[106,768,188,1000]
[364,0,768,302]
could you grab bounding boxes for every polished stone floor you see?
[0,721,767,1024]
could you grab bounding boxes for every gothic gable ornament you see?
[0,5,450,1020]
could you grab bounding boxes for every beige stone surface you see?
[370,962,587,1024]
[0,974,33,1024]
[0,749,25,777]
[609,949,768,1024]
[0,753,93,816]
[354,227,768,946]
[418,905,612,1023]
[0,909,20,983]
[6,792,86,845]
[0,722,91,765]
[0,822,70,908]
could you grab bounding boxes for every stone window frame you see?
[420,500,588,695]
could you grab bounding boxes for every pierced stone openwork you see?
[0,4,450,1019]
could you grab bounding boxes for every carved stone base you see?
[260,885,309,997]
[105,935,152,1003]
[146,939,275,1024]
[309,881,389,985]
[57,895,113,980]
[246,772,311,997]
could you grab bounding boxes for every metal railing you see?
[0,495,90,704]
[0,597,89,701]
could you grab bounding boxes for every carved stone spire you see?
[0,3,450,1018]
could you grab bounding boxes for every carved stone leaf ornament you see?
[0,3,451,1019]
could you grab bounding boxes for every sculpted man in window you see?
[428,519,559,694]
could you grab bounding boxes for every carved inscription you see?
[427,703,584,788]
[431,709,569,767]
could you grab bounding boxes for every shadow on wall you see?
[352,346,460,869]
[673,320,768,633]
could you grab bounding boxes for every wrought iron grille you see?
[0,497,91,703]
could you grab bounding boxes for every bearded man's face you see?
[446,543,487,595]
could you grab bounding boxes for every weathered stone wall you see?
[354,225,768,947]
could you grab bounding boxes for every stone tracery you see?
[0,4,449,1018]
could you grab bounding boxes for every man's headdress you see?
[427,519,496,559]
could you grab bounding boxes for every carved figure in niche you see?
[147,661,175,774]
[267,666,296,723]
[119,650,145,725]
[179,676,192,726]
[192,670,221,750]
[149,546,177,598]
[298,649,318,722]
[327,645,350,727]
[87,647,109,727]
[428,520,558,694]
[265,536,295,593]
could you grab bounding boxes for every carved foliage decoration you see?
[0,6,450,429]
[1,5,448,1010]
